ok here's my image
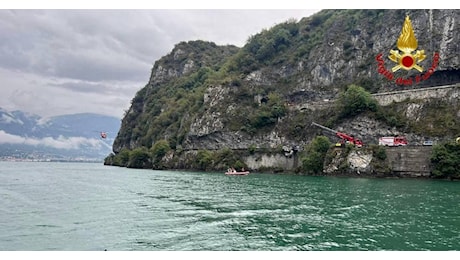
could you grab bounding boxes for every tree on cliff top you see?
[337,84,378,119]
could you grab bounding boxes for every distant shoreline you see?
[0,158,103,163]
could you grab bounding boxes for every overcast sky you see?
[0,9,322,119]
[0,0,450,120]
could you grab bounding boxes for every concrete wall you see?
[291,84,460,112]
[372,84,460,106]
[384,146,433,177]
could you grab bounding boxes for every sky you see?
[0,1,451,119]
[0,7,320,119]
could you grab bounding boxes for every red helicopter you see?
[94,131,108,139]
[100,132,107,139]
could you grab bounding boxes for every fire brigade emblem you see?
[388,15,426,72]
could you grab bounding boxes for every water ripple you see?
[0,162,459,250]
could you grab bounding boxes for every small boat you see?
[225,170,249,176]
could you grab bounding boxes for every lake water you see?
[0,161,459,251]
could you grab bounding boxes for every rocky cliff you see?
[108,9,459,175]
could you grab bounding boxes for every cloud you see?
[0,9,319,118]
[0,108,25,124]
[0,130,110,150]
[1,10,314,81]
[0,67,141,118]
[0,10,152,82]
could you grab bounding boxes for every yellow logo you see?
[376,14,439,86]
[388,16,426,72]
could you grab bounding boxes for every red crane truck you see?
[311,122,364,147]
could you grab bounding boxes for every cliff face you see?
[112,40,239,152]
[110,9,460,173]
[237,9,458,94]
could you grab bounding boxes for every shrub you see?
[151,140,170,160]
[104,153,115,165]
[248,144,257,155]
[373,145,387,160]
[302,151,324,174]
[113,149,130,167]
[337,84,378,118]
[233,160,246,170]
[195,150,214,171]
[301,136,332,174]
[128,147,151,169]
[431,141,460,179]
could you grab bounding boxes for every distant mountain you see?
[0,108,121,161]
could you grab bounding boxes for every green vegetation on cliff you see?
[300,136,331,174]
[107,10,459,177]
[114,40,239,153]
[336,84,378,119]
[431,141,460,179]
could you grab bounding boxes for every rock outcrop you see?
[323,146,433,178]
[109,10,460,175]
